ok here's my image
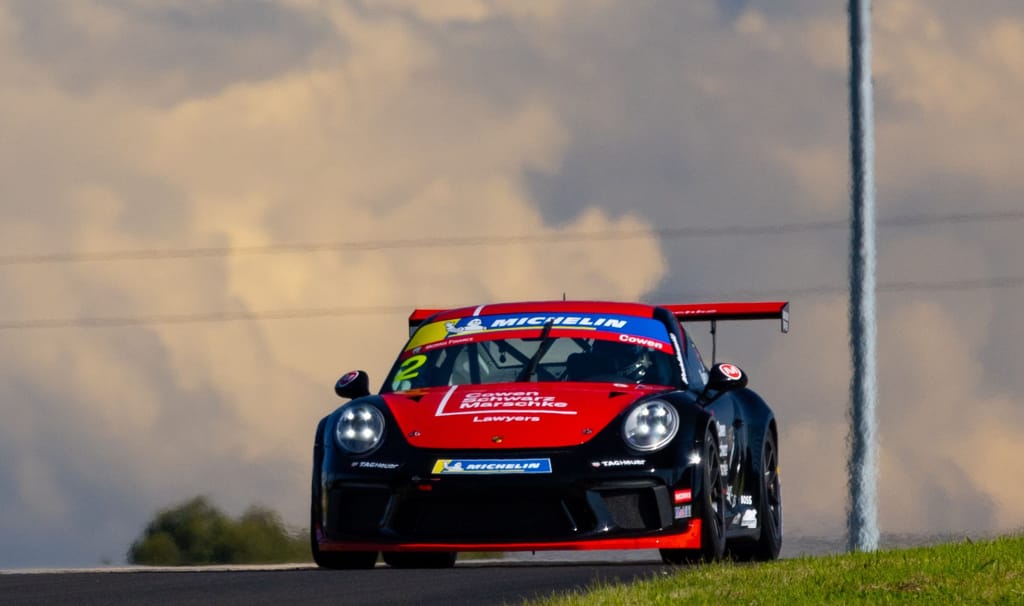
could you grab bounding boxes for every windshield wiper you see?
[516,319,555,382]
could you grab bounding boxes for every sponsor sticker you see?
[445,317,487,335]
[351,461,401,470]
[431,458,552,475]
[406,313,673,352]
[720,363,743,381]
[472,415,541,423]
[674,505,692,520]
[434,386,578,418]
[454,313,630,334]
[617,333,669,351]
[590,458,646,469]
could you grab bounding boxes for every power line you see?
[1,275,1020,331]
[660,275,1024,301]
[0,305,415,331]
[1,209,1021,267]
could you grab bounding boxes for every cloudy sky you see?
[1,0,1022,567]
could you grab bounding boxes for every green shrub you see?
[128,496,310,565]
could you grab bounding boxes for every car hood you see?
[381,382,670,449]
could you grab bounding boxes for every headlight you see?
[622,400,679,452]
[335,403,385,454]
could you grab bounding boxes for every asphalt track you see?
[0,541,848,606]
[0,561,670,606]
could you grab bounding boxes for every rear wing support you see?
[662,301,789,364]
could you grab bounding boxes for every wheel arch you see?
[726,390,783,561]
[733,389,777,458]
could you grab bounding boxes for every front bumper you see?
[316,471,700,552]
[313,394,711,554]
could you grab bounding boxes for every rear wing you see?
[662,301,790,334]
[663,301,789,365]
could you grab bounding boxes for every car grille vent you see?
[390,493,594,541]
[328,490,390,535]
[600,486,672,530]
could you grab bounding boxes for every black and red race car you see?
[311,300,787,568]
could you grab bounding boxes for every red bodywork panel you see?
[383,383,669,449]
[317,520,702,553]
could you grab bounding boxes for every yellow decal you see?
[394,354,427,383]
[405,320,454,351]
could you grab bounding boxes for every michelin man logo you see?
[446,318,486,335]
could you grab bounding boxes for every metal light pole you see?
[847,0,880,552]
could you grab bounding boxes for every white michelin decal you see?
[444,315,630,337]
[488,316,628,329]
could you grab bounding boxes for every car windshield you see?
[383,311,680,391]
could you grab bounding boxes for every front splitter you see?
[319,520,701,553]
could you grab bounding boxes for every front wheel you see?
[661,425,726,564]
[730,429,783,561]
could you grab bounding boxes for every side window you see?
[682,330,708,390]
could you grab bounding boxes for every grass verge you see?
[527,535,1024,605]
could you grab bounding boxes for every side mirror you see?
[335,370,371,399]
[705,363,748,393]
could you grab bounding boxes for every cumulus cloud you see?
[0,0,662,566]
[1,1,1022,566]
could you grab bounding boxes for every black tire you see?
[382,551,457,569]
[310,502,378,570]
[660,425,726,564]
[729,429,783,561]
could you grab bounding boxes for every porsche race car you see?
[311,300,787,568]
